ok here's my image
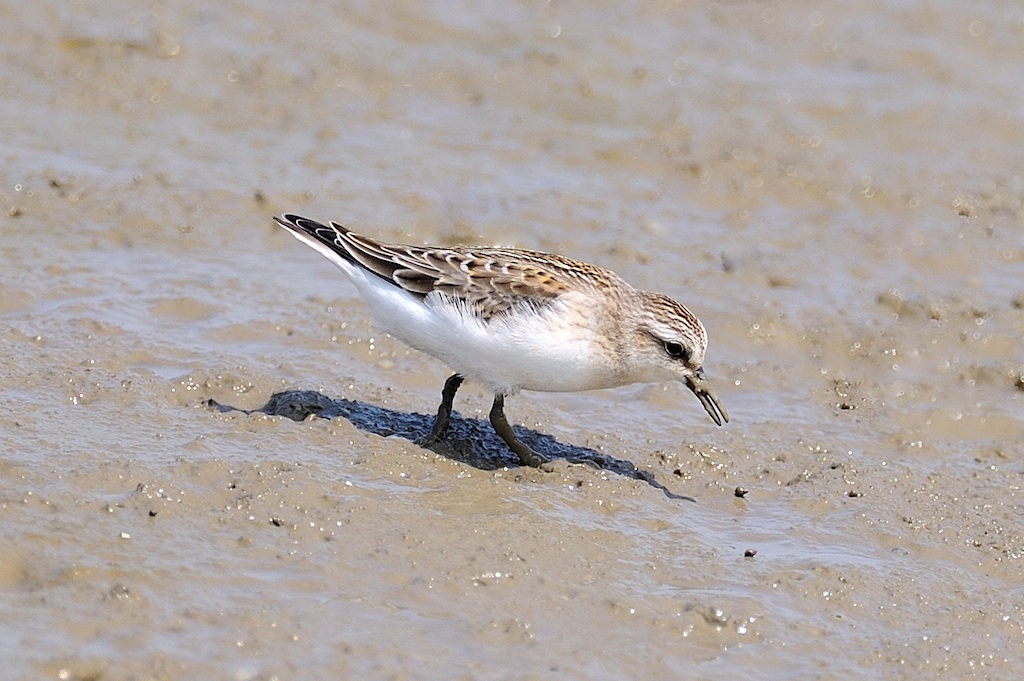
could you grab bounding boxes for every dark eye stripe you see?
[664,341,688,360]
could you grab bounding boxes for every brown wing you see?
[276,214,618,321]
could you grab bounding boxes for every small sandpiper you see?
[275,214,728,467]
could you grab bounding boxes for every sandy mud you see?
[2,1,1022,679]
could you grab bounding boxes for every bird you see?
[274,213,727,468]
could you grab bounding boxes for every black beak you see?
[685,368,729,426]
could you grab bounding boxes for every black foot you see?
[418,374,464,447]
[489,394,547,468]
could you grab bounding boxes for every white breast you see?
[342,263,615,395]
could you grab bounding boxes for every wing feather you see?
[277,214,618,321]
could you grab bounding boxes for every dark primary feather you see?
[276,214,623,321]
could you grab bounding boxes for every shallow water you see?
[2,1,1023,679]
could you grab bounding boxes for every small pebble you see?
[734,486,748,498]
[744,549,757,558]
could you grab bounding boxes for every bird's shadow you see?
[207,390,694,502]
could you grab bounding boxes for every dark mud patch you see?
[208,390,694,501]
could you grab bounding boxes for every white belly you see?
[345,264,614,395]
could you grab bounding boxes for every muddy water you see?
[2,1,1023,678]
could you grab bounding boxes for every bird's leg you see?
[419,374,464,446]
[489,394,546,468]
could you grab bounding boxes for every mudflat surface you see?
[2,2,1023,679]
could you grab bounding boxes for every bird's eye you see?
[664,341,687,360]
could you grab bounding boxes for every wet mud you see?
[210,390,694,500]
[2,1,1023,679]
